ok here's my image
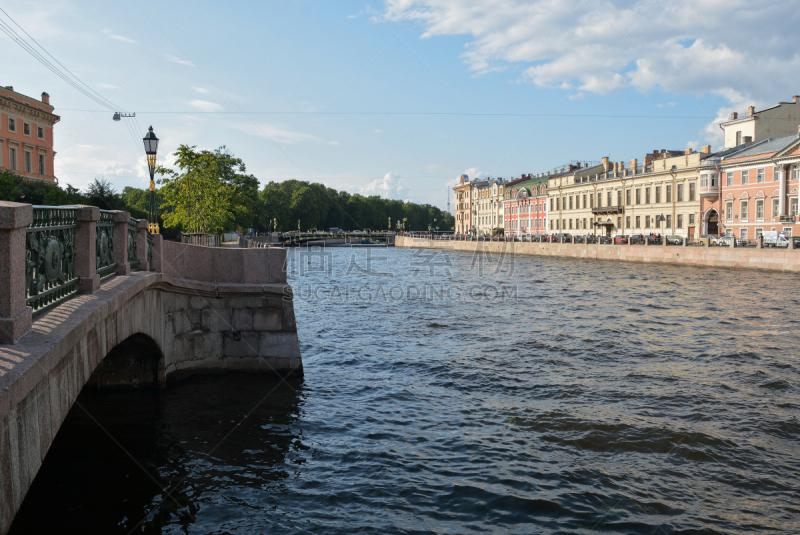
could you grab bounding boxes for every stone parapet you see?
[0,202,32,344]
[395,237,800,273]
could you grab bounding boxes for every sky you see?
[2,0,799,210]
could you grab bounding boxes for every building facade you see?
[503,174,548,236]
[703,134,800,240]
[548,150,712,239]
[473,178,506,236]
[454,174,473,235]
[720,97,800,149]
[0,86,58,182]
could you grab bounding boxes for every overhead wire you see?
[0,7,125,112]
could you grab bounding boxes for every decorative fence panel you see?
[128,219,140,271]
[26,206,79,315]
[97,210,117,279]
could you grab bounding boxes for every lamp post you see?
[142,126,160,233]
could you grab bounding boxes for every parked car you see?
[665,235,683,245]
[647,234,663,245]
[598,236,612,244]
[629,235,645,245]
[522,234,532,242]
[718,235,734,247]
[698,234,722,246]
[554,233,572,243]
[793,236,800,248]
[614,235,629,245]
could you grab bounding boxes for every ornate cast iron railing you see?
[147,232,154,270]
[26,206,79,315]
[97,210,117,279]
[128,219,140,271]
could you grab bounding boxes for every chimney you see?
[747,106,755,117]
[602,156,609,173]
[743,136,753,145]
[731,112,738,120]
[660,149,667,156]
[4,86,12,92]
[630,158,638,172]
[41,92,50,105]
[684,148,692,155]
[794,96,799,104]
[701,145,711,154]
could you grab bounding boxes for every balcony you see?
[779,215,796,223]
[592,205,622,214]
[699,173,720,202]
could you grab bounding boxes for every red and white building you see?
[503,174,548,237]
[0,86,59,182]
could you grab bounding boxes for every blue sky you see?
[3,0,799,210]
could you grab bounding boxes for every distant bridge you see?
[0,202,301,534]
[248,231,396,248]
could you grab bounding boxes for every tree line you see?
[0,145,454,236]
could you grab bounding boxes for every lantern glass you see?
[142,126,159,155]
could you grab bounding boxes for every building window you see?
[757,168,765,183]
[740,228,748,240]
[38,154,45,175]
[774,167,780,182]
[626,189,631,205]
[582,194,587,209]
[635,189,641,204]
[726,202,733,220]
[617,191,622,206]
[617,216,621,228]
[711,174,718,187]
[666,185,672,202]
[736,131,742,145]
[783,227,793,238]
[655,186,661,204]
[597,193,602,208]
[645,188,651,204]
[741,200,748,220]
[645,215,650,228]
[569,196,573,210]
[8,118,16,132]
[666,214,672,228]
[626,216,631,228]
[755,228,763,240]
[756,200,764,219]
[550,198,554,211]
[635,215,641,228]
[677,214,683,228]
[9,147,16,170]
[569,219,573,229]
[793,165,800,180]
[700,175,708,188]
[23,123,31,136]
[742,170,749,185]
[607,191,612,206]
[773,198,779,218]
[677,184,684,202]
[791,198,798,217]
[689,214,695,225]
[689,183,696,201]
[726,172,733,186]
[24,151,31,173]
[590,194,594,208]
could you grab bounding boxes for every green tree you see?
[156,145,247,234]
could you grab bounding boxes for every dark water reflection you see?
[10,247,800,534]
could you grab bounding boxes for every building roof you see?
[721,134,799,160]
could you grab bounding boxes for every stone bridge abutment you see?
[0,201,301,533]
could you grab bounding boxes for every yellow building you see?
[548,149,713,239]
[472,179,506,236]
[453,174,473,235]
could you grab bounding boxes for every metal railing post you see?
[0,201,33,344]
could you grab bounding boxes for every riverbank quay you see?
[395,235,800,273]
[0,201,301,534]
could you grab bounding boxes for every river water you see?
[10,246,800,534]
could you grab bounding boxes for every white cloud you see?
[463,167,483,180]
[164,53,194,66]
[381,0,800,141]
[98,83,118,90]
[360,172,409,199]
[102,29,137,44]
[188,100,223,112]
[192,87,209,94]
[371,128,382,134]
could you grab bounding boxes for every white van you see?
[761,231,790,247]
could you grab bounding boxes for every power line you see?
[0,10,125,113]
[55,109,718,119]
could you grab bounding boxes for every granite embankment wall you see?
[395,236,800,273]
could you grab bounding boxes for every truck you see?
[761,231,791,247]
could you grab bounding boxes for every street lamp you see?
[142,126,159,233]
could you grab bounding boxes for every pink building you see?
[0,86,59,182]
[503,175,548,237]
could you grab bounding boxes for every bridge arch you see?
[86,333,163,389]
